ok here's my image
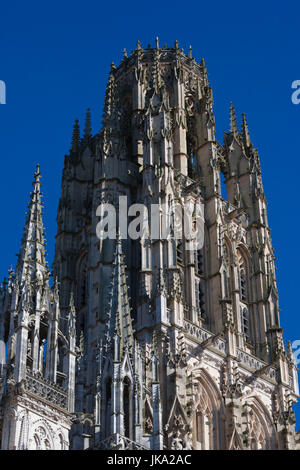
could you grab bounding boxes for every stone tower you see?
[53,39,299,450]
[1,39,299,450]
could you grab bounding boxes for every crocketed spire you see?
[103,234,134,359]
[82,108,92,148]
[70,119,80,153]
[241,113,252,148]
[230,102,239,137]
[16,164,48,284]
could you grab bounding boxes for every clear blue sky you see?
[1,1,299,426]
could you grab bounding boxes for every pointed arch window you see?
[33,435,40,450]
[123,377,131,439]
[240,268,247,301]
[224,271,230,299]
[240,306,250,342]
[199,282,206,319]
[196,411,203,443]
[237,250,249,302]
[203,412,212,449]
[176,240,184,265]
[195,249,204,276]
[269,293,279,327]
[44,439,51,450]
[105,378,112,438]
[195,280,206,319]
[195,392,213,449]
[170,237,176,267]
[249,407,269,450]
[222,245,231,299]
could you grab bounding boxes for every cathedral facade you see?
[0,40,299,450]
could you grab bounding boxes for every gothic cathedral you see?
[0,40,299,450]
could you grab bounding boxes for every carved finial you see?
[116,226,122,245]
[110,62,116,72]
[82,108,92,145]
[123,48,127,58]
[155,37,159,49]
[102,63,118,129]
[15,162,49,283]
[71,119,80,153]
[103,233,134,359]
[152,44,161,92]
[189,45,193,58]
[8,265,14,278]
[136,40,141,49]
[230,102,239,136]
[7,266,14,291]
[200,58,208,84]
[34,164,41,183]
[174,40,179,50]
[241,113,251,148]
[287,341,295,362]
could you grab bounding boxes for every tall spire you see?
[241,113,251,148]
[102,65,118,130]
[16,165,48,283]
[71,119,80,153]
[82,108,92,147]
[103,235,134,359]
[230,102,239,137]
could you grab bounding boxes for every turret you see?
[224,106,266,223]
[3,166,74,389]
[13,166,51,382]
[95,234,143,446]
